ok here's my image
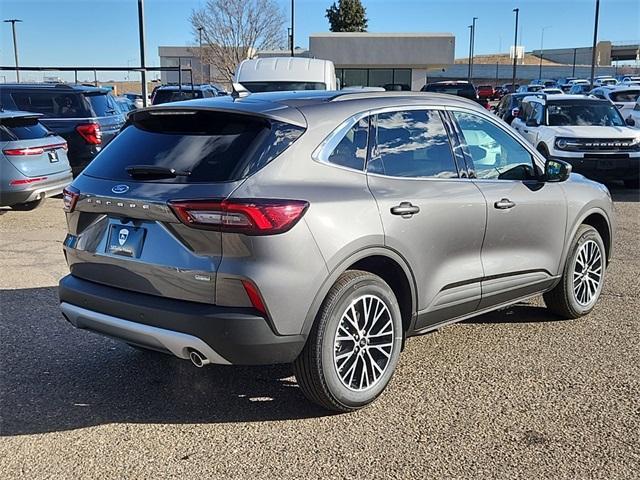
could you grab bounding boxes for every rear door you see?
[65,109,304,305]
[449,109,567,309]
[365,108,487,330]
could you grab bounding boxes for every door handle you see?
[494,198,516,209]
[390,202,420,217]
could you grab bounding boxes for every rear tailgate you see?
[65,106,305,305]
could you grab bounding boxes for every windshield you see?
[547,102,626,127]
[241,81,326,92]
[610,90,640,103]
[424,84,475,96]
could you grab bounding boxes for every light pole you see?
[290,0,295,57]
[3,19,22,83]
[470,17,478,81]
[198,26,204,84]
[538,26,551,79]
[589,0,600,86]
[511,8,519,92]
[467,25,473,80]
[137,0,148,106]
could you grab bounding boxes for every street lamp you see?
[511,8,519,93]
[467,25,473,80]
[538,26,551,79]
[3,19,22,83]
[197,26,204,84]
[589,0,600,86]
[290,0,295,57]
[470,17,478,81]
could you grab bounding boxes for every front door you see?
[365,108,487,331]
[450,109,567,309]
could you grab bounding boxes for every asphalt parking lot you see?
[1,187,638,480]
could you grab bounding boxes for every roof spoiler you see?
[231,82,251,99]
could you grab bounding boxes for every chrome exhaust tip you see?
[189,349,210,368]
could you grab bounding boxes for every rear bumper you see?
[551,155,640,182]
[0,170,73,207]
[58,275,306,365]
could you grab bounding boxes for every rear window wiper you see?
[125,165,191,179]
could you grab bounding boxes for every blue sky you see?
[1,0,638,81]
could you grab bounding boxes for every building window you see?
[337,68,412,90]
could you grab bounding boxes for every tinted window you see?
[86,93,118,116]
[152,89,204,104]
[368,110,458,178]
[453,111,537,181]
[610,90,640,102]
[423,83,476,99]
[0,116,50,140]
[82,110,304,183]
[547,101,625,126]
[241,82,326,93]
[327,117,369,171]
[9,91,92,118]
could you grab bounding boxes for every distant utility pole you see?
[3,19,22,83]
[511,8,519,91]
[589,0,600,86]
[198,26,204,83]
[137,0,148,106]
[290,0,295,57]
[538,26,551,79]
[467,25,473,80]
[470,17,477,81]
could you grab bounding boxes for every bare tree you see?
[190,0,287,85]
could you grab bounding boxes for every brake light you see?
[3,142,67,156]
[62,186,80,212]
[241,280,268,316]
[168,199,309,235]
[10,177,48,186]
[76,123,102,145]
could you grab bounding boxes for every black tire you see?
[623,178,639,189]
[11,198,44,211]
[293,270,403,412]
[544,225,606,319]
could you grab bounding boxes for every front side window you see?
[326,117,369,171]
[368,110,458,179]
[453,111,538,181]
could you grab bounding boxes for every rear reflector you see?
[241,280,268,316]
[76,123,102,145]
[10,176,48,186]
[168,199,309,235]
[62,186,80,212]
[3,142,67,156]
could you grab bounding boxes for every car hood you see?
[550,125,640,138]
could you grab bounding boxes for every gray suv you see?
[59,91,614,412]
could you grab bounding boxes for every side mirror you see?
[545,159,571,182]
[626,117,636,127]
[526,118,539,127]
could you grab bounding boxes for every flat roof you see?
[310,32,454,38]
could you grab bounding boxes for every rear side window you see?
[327,117,369,171]
[0,116,50,141]
[368,110,458,179]
[82,110,304,183]
[10,91,92,118]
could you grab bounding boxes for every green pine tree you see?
[326,0,368,32]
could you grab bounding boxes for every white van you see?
[234,57,337,92]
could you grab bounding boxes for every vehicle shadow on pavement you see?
[0,287,330,436]
[463,303,562,324]
[607,185,639,203]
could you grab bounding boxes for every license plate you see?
[107,225,146,258]
[596,160,616,170]
[48,150,59,163]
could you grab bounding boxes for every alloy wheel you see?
[572,239,603,306]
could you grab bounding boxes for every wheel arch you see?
[301,247,418,337]
[563,207,613,269]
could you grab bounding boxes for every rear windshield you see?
[82,110,304,183]
[423,84,475,96]
[0,116,51,141]
[86,93,119,116]
[241,82,326,93]
[152,89,204,105]
[610,90,640,103]
[547,102,625,127]
[6,90,117,118]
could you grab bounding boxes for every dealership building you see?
[158,32,455,90]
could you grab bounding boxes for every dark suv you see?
[0,83,126,176]
[151,84,226,105]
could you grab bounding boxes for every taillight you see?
[3,142,67,156]
[62,186,80,212]
[76,123,102,145]
[241,280,268,316]
[10,176,48,186]
[168,199,309,235]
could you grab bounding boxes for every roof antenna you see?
[231,82,250,99]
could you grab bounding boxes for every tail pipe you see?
[189,349,211,368]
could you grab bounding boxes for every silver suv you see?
[59,91,614,412]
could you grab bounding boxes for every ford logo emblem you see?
[112,184,130,194]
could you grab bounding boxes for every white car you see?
[567,79,590,86]
[621,76,640,85]
[234,57,337,92]
[593,76,618,87]
[627,99,640,129]
[590,85,640,119]
[511,94,640,188]
[540,88,564,95]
